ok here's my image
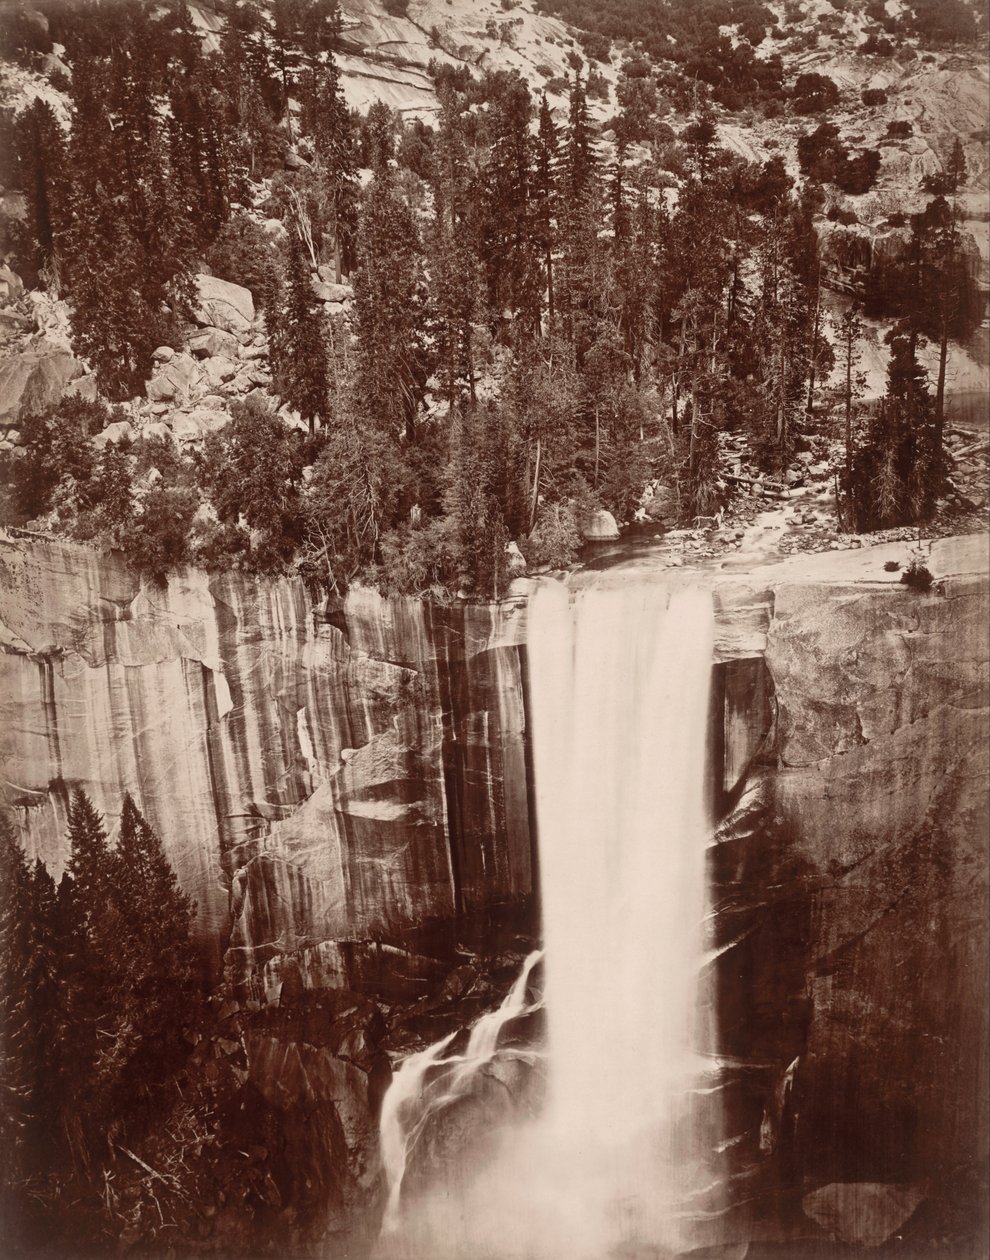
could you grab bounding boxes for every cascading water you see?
[374,578,720,1259]
[527,578,719,1256]
[377,950,545,1239]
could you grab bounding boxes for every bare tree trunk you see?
[844,327,854,491]
[594,406,600,488]
[806,270,821,419]
[529,436,542,533]
[935,313,949,488]
[545,246,555,333]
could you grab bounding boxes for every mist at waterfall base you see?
[373,581,722,1260]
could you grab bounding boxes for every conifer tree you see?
[834,304,866,517]
[353,125,429,442]
[63,52,194,398]
[12,99,67,285]
[265,233,331,434]
[0,820,35,1179]
[303,49,357,281]
[430,81,480,413]
[533,94,559,332]
[481,74,540,340]
[109,795,197,1107]
[60,790,120,1140]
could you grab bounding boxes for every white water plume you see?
[374,579,720,1259]
[378,949,544,1235]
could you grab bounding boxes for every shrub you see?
[383,0,409,14]
[861,33,895,54]
[883,559,901,571]
[586,66,610,100]
[861,87,888,105]
[792,72,840,114]
[203,214,280,297]
[127,485,199,584]
[577,29,611,62]
[901,557,934,591]
[886,119,913,137]
[377,517,460,596]
[835,147,882,194]
[9,397,112,525]
[521,502,582,570]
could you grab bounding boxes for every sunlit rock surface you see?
[0,535,532,988]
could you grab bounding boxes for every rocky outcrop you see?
[192,274,255,340]
[0,339,86,423]
[0,536,533,993]
[708,534,989,1254]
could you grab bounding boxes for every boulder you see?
[64,374,97,403]
[188,327,239,360]
[237,343,268,361]
[0,344,85,424]
[315,270,353,301]
[0,266,24,303]
[172,408,228,442]
[192,274,255,339]
[141,422,174,443]
[92,420,135,447]
[642,484,677,522]
[0,309,33,337]
[146,353,205,404]
[202,355,239,388]
[262,218,288,241]
[152,345,175,364]
[580,509,619,541]
[312,280,338,302]
[802,1183,925,1248]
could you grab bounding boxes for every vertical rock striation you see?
[0,536,532,990]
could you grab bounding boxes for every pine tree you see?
[63,51,195,398]
[849,334,936,531]
[430,81,480,413]
[480,74,540,340]
[303,47,357,282]
[266,234,331,434]
[533,94,559,332]
[0,820,35,1180]
[353,142,429,442]
[60,790,120,1148]
[834,304,866,523]
[558,69,604,365]
[12,99,67,286]
[109,795,197,1109]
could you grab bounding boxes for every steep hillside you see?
[0,0,986,599]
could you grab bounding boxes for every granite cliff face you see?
[1,531,987,1252]
[0,536,532,992]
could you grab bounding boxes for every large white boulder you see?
[146,352,205,404]
[192,274,255,339]
[188,327,239,360]
[172,408,228,442]
[580,509,619,541]
[92,420,134,447]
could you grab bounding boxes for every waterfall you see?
[527,578,718,1255]
[378,950,544,1236]
[374,579,719,1258]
